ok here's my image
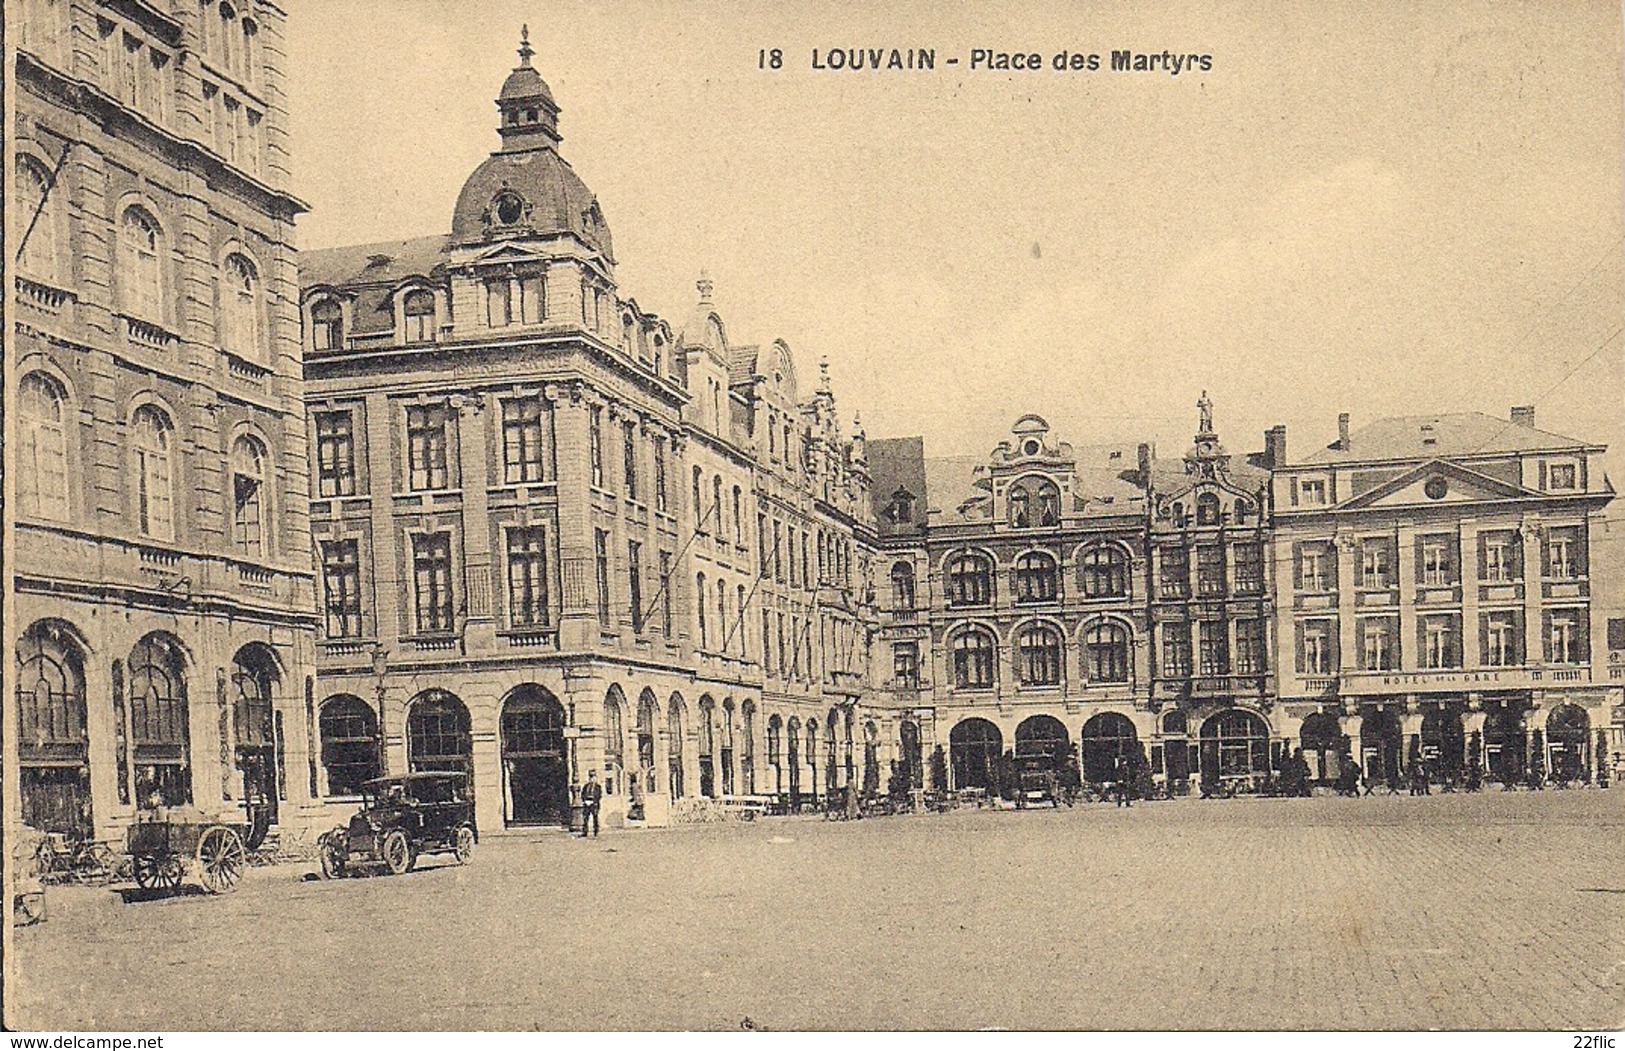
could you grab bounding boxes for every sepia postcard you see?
[4,0,1623,1037]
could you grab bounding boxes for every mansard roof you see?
[1299,412,1599,465]
[300,233,450,292]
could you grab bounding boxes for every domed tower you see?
[446,29,616,338]
[450,29,612,257]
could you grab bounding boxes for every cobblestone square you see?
[10,789,1624,1031]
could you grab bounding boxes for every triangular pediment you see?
[470,242,542,264]
[1338,459,1537,510]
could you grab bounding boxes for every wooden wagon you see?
[125,806,268,894]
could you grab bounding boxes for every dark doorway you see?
[949,718,1002,790]
[1080,712,1138,783]
[500,686,568,826]
[1361,708,1403,785]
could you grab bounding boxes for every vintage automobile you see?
[318,772,476,878]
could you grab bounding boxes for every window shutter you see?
[1294,622,1306,674]
[1292,546,1303,589]
[1476,535,1486,579]
[1478,614,1488,665]
[1538,461,1547,489]
[1328,621,1340,672]
[1577,615,1590,663]
[1541,613,1552,662]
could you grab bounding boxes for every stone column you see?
[1396,525,1418,670]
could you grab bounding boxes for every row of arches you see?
[920,545,1136,608]
[944,709,1274,790]
[16,619,285,836]
[945,618,1135,688]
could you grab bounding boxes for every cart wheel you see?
[453,826,475,864]
[134,855,159,889]
[318,838,347,880]
[158,854,184,890]
[196,827,245,894]
[380,830,412,876]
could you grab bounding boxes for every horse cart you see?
[125,806,268,894]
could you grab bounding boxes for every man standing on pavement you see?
[580,769,603,838]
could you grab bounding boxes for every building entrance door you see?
[501,686,569,827]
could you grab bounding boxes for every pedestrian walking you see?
[579,769,603,838]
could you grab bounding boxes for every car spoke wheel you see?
[157,854,184,890]
[196,827,245,894]
[453,826,474,864]
[133,855,158,889]
[381,830,412,876]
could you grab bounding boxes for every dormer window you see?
[888,489,915,524]
[494,192,524,226]
[1299,478,1328,506]
[1009,483,1031,528]
[403,290,436,343]
[1036,482,1059,526]
[311,298,343,351]
[1548,462,1577,491]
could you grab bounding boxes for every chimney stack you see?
[1265,425,1287,468]
[1337,412,1351,450]
[1510,405,1536,429]
[1136,442,1152,485]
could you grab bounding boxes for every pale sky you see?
[287,0,1625,606]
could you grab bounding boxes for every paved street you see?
[10,789,1625,1031]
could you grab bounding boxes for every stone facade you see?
[11,0,316,839]
[298,39,876,832]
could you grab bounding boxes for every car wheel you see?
[454,825,475,864]
[380,830,412,876]
[318,838,347,880]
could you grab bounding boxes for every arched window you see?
[949,718,1003,790]
[1016,623,1062,686]
[220,253,260,358]
[602,689,625,793]
[18,372,68,521]
[1037,482,1060,526]
[1080,712,1138,783]
[231,434,268,558]
[1079,545,1129,598]
[311,298,344,351]
[119,206,165,322]
[667,696,686,798]
[408,689,472,780]
[403,289,436,343]
[1085,621,1131,682]
[695,572,707,649]
[635,690,658,791]
[16,156,58,281]
[1008,483,1031,528]
[1196,492,1222,526]
[691,466,704,530]
[129,633,191,808]
[1014,552,1058,603]
[1200,709,1270,779]
[17,621,90,834]
[740,700,756,795]
[946,552,993,607]
[131,406,175,541]
[950,628,995,690]
[318,695,379,797]
[890,561,916,610]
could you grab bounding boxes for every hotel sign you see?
[1374,671,1508,687]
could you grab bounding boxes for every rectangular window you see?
[1421,615,1458,669]
[506,527,549,628]
[1546,610,1584,664]
[1483,613,1517,666]
[588,407,604,488]
[893,642,920,688]
[628,540,643,634]
[1162,622,1191,677]
[1300,621,1332,675]
[1300,478,1327,505]
[758,513,769,578]
[1298,545,1331,592]
[1546,526,1581,579]
[659,551,673,638]
[733,488,744,547]
[1197,620,1228,675]
[653,438,668,512]
[788,527,799,587]
[1360,618,1395,671]
[486,277,511,328]
[1233,543,1263,594]
[1196,545,1225,597]
[761,609,773,671]
[776,612,787,678]
[321,539,363,638]
[1234,619,1264,674]
[622,422,638,501]
[774,521,784,584]
[315,411,357,498]
[594,528,611,628]
[411,532,454,634]
[1548,462,1577,490]
[1421,536,1455,586]
[1482,531,1518,582]
[1160,546,1190,598]
[405,404,449,491]
[1360,539,1390,589]
[801,533,810,590]
[502,397,548,484]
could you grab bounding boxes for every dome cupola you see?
[497,26,560,151]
